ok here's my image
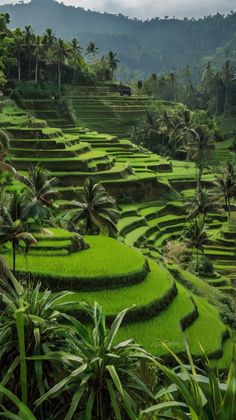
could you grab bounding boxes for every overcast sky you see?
[0,0,235,19]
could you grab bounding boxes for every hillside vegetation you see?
[0,0,236,77]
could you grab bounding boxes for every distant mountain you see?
[1,0,236,79]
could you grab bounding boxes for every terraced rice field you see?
[1,88,235,367]
[2,231,231,366]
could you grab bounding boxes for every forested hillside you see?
[0,0,236,78]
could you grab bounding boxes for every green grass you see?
[116,284,195,355]
[175,267,225,308]
[185,296,227,356]
[5,236,145,279]
[55,259,173,314]
[117,283,227,357]
[213,338,234,369]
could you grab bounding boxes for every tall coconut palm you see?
[55,38,70,91]
[185,187,222,223]
[217,161,236,219]
[221,60,234,115]
[0,162,57,215]
[70,37,82,60]
[168,114,183,156]
[0,191,37,273]
[33,35,44,83]
[151,72,158,97]
[107,50,119,78]
[183,124,215,190]
[201,61,215,102]
[23,25,35,79]
[26,165,57,210]
[70,38,82,80]
[184,216,208,271]
[64,178,119,236]
[12,28,24,81]
[156,110,173,145]
[35,302,155,420]
[169,72,177,102]
[42,27,56,50]
[85,41,99,62]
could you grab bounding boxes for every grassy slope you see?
[54,259,173,314]
[4,235,145,279]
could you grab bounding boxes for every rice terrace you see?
[0,1,236,419]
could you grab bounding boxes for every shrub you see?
[164,240,192,265]
[198,255,215,277]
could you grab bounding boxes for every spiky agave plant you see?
[0,257,77,414]
[35,302,157,420]
[145,338,236,420]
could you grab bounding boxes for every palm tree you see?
[169,72,177,102]
[217,161,236,219]
[35,302,155,420]
[23,25,35,79]
[33,35,43,83]
[64,178,119,236]
[85,41,99,62]
[156,110,173,145]
[0,162,57,215]
[184,216,208,271]
[42,27,56,50]
[70,38,82,80]
[201,61,215,102]
[221,60,234,115]
[183,124,215,190]
[26,165,57,210]
[107,51,119,78]
[168,114,183,156]
[0,129,10,160]
[0,191,37,273]
[146,111,159,150]
[55,38,70,91]
[151,73,158,97]
[12,28,24,81]
[185,187,221,223]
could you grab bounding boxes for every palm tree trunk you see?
[28,56,31,80]
[58,60,61,92]
[35,55,39,83]
[17,53,21,81]
[196,247,199,272]
[227,198,231,220]
[224,83,228,116]
[215,86,218,115]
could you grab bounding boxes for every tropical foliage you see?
[63,178,119,236]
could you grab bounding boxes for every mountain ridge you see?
[0,0,236,78]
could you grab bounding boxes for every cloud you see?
[63,0,235,19]
[0,0,235,19]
